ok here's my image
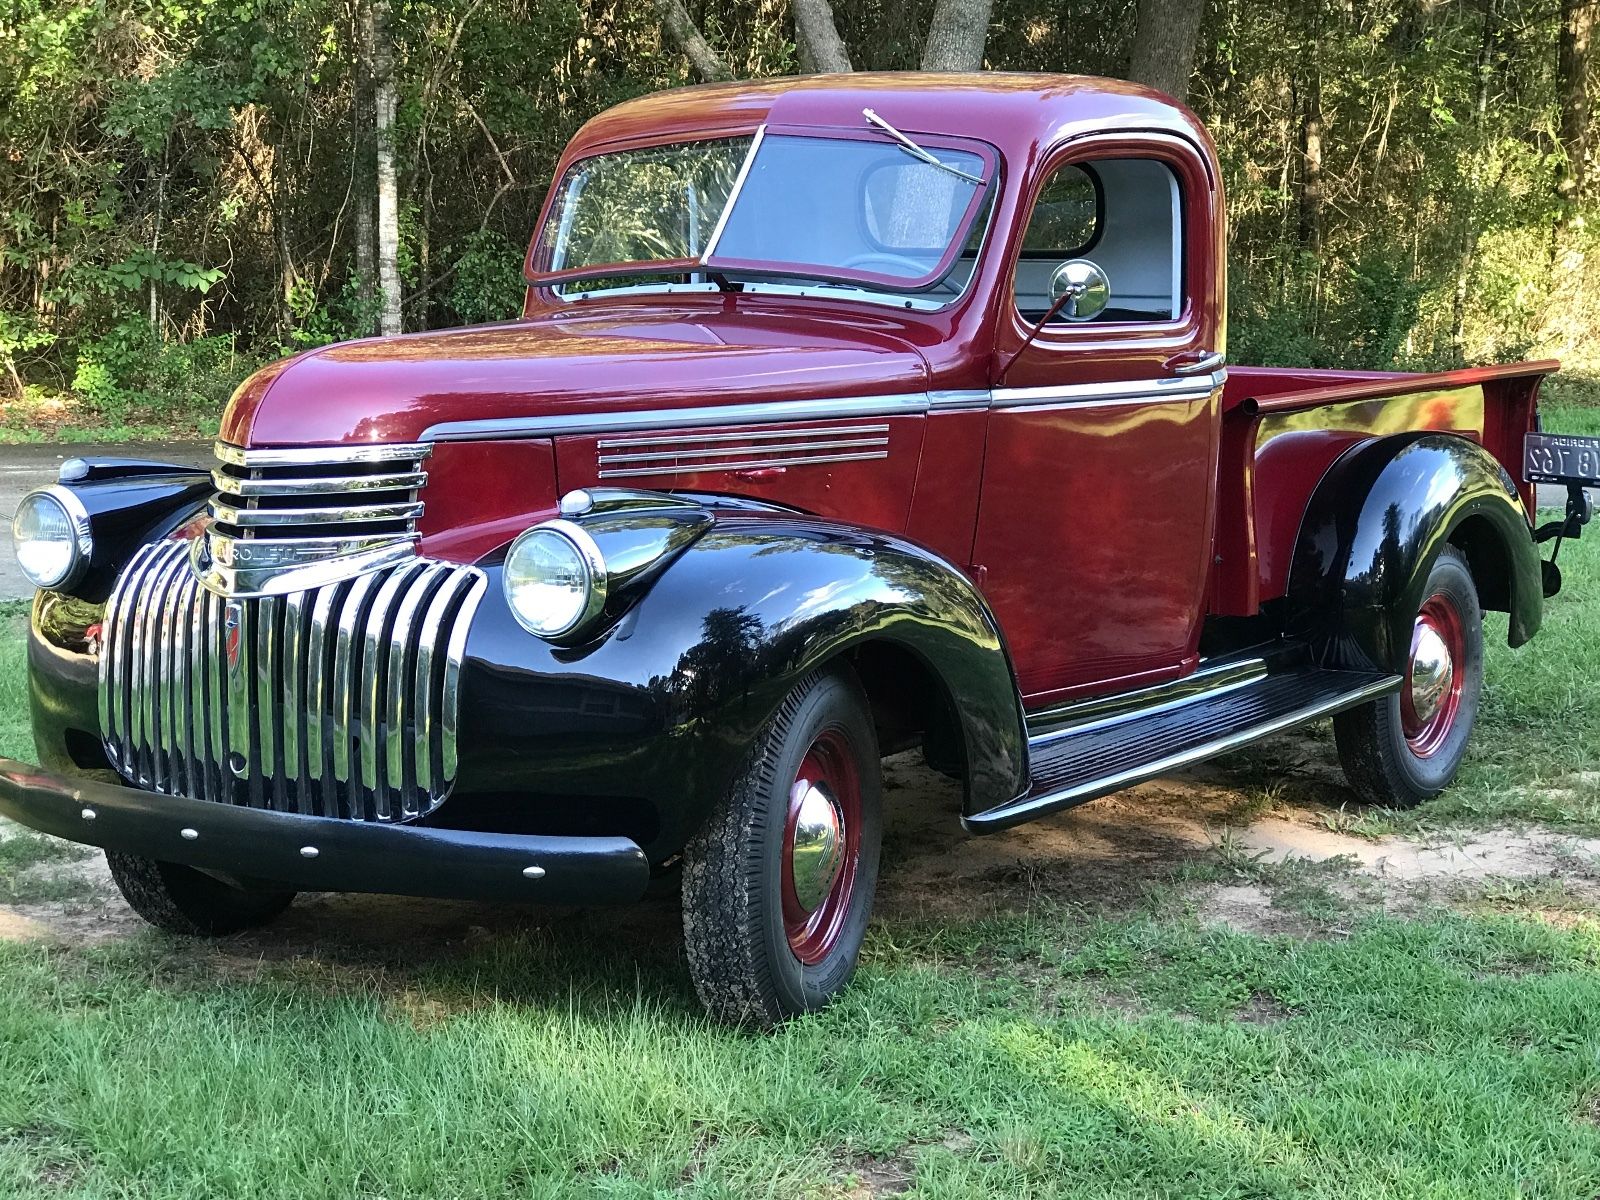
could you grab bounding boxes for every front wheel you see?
[682,668,882,1026]
[1334,546,1484,807]
[106,853,297,935]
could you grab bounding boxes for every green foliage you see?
[0,0,1597,432]
[71,318,255,420]
[444,228,526,326]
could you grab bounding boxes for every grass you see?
[1,421,1600,1196]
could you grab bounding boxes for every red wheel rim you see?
[780,728,862,965]
[1401,592,1466,758]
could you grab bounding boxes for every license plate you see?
[1525,432,1600,488]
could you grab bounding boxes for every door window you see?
[1014,157,1183,325]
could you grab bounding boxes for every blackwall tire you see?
[681,668,882,1027]
[106,852,296,935]
[1334,545,1484,808]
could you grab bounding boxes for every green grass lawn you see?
[2,441,1600,1195]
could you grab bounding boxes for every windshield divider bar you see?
[861,109,986,185]
[699,125,767,264]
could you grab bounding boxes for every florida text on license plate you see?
[1525,432,1600,488]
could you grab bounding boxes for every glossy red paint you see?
[552,415,923,533]
[1211,362,1554,614]
[210,72,1556,719]
[973,130,1225,701]
[416,439,559,563]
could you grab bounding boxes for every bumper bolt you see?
[180,827,198,841]
[80,807,96,822]
[300,846,319,859]
[522,865,546,879]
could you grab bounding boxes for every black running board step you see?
[967,668,1399,833]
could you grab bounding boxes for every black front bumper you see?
[0,758,652,905]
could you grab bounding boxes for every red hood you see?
[221,302,933,447]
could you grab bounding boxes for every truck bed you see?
[1212,360,1558,616]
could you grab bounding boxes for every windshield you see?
[534,130,993,300]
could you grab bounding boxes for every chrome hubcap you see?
[1409,622,1455,725]
[789,783,844,912]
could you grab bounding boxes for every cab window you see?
[1014,157,1183,325]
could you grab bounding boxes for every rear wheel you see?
[106,852,296,935]
[1334,546,1483,807]
[682,668,882,1026]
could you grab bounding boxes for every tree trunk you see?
[920,0,991,71]
[1127,0,1206,101]
[1452,0,1499,360]
[1297,69,1323,257]
[373,0,402,337]
[651,0,732,82]
[794,0,852,72]
[1556,0,1596,228]
[354,0,376,334]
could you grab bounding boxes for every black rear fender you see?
[1287,432,1541,673]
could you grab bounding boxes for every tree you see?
[921,0,994,71]
[1555,0,1596,234]
[794,0,853,72]
[372,0,402,336]
[651,0,733,82]
[1127,0,1206,101]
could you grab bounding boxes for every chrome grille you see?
[195,441,430,596]
[98,540,486,821]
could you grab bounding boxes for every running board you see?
[966,668,1400,833]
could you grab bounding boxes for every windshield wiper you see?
[861,109,985,186]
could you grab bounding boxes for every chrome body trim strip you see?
[99,541,482,824]
[598,436,887,465]
[991,371,1225,411]
[598,449,888,479]
[420,376,1226,443]
[420,392,930,442]
[598,423,890,449]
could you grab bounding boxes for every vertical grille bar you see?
[256,595,280,810]
[282,590,307,814]
[305,582,341,816]
[331,573,379,810]
[100,541,481,821]
[226,595,254,799]
[207,588,228,799]
[387,563,447,815]
[188,574,211,802]
[441,573,486,781]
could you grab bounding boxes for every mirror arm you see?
[997,289,1076,385]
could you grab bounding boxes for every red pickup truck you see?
[4,73,1589,1024]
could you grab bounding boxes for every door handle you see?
[1164,349,1226,376]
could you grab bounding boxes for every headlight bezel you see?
[12,484,93,591]
[503,518,609,640]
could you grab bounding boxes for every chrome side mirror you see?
[1048,259,1110,322]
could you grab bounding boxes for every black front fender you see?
[454,515,1028,857]
[1288,432,1542,673]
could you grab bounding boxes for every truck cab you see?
[2,73,1573,1025]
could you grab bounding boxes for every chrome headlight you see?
[12,485,92,590]
[503,520,608,639]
